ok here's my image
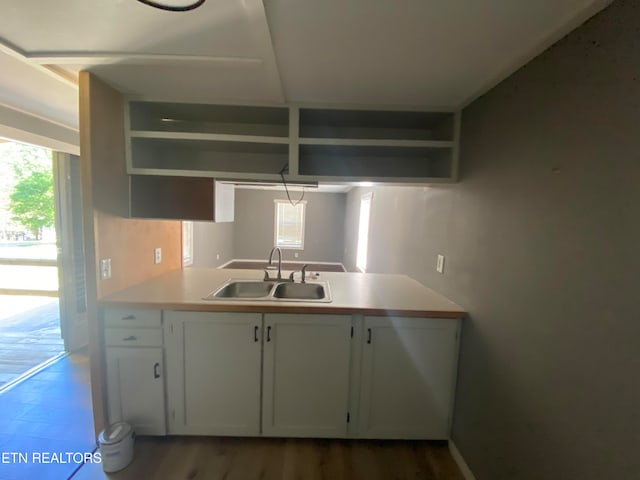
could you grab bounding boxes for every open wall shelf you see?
[126,100,460,183]
[129,102,289,137]
[298,144,452,179]
[298,108,454,142]
[130,138,289,178]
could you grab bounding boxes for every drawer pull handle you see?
[254,325,259,342]
[121,315,136,321]
[122,335,137,341]
[153,362,160,379]
[266,326,272,342]
[366,328,372,344]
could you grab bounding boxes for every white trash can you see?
[98,422,135,473]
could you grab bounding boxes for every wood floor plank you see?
[74,436,464,480]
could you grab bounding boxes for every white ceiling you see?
[0,0,611,133]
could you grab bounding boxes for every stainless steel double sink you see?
[204,279,332,303]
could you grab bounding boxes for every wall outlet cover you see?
[436,254,445,274]
[154,247,162,264]
[100,258,111,280]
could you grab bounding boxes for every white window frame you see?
[182,221,194,267]
[274,199,306,250]
[356,192,373,272]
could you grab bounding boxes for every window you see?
[274,200,306,249]
[356,192,373,272]
[182,221,193,266]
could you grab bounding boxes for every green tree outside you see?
[1,143,54,240]
[9,169,55,239]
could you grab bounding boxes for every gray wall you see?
[191,221,234,267]
[344,2,639,479]
[234,189,346,263]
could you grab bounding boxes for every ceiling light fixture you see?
[136,0,206,12]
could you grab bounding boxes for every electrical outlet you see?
[154,247,162,265]
[216,253,220,261]
[294,252,299,258]
[436,254,445,274]
[100,258,111,280]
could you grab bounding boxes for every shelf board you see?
[297,138,453,148]
[294,175,456,185]
[127,167,286,182]
[129,130,290,144]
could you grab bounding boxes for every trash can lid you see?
[99,422,133,445]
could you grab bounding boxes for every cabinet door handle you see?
[153,362,160,379]
[366,328,372,344]
[122,335,137,342]
[254,325,259,342]
[266,325,272,342]
[121,314,136,321]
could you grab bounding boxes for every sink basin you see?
[207,280,274,299]
[273,282,327,300]
[204,279,331,302]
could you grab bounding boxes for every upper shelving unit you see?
[126,100,460,183]
[127,101,290,180]
[294,107,458,182]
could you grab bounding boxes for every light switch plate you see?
[436,254,445,274]
[154,247,162,264]
[100,258,111,280]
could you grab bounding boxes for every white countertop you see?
[99,268,465,318]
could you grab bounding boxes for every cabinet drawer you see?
[104,309,161,328]
[105,328,163,347]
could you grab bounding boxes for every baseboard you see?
[219,258,347,272]
[449,440,477,480]
[217,258,234,269]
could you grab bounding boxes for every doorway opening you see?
[0,139,87,391]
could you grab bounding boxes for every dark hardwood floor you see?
[74,436,465,480]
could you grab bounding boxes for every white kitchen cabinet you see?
[357,316,460,439]
[164,311,262,436]
[262,314,352,437]
[104,308,166,436]
[106,347,166,435]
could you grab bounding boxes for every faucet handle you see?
[263,269,271,281]
[288,271,295,281]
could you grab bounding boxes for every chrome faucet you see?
[288,264,309,283]
[265,247,283,281]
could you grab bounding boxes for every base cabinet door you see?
[106,347,166,435]
[262,314,352,437]
[358,317,459,439]
[164,311,262,436]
